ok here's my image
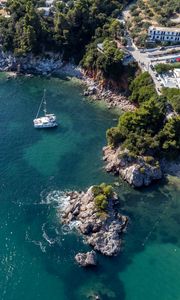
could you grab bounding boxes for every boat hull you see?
[33,115,58,129]
[34,122,58,129]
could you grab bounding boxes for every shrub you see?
[139,167,145,174]
[155,63,172,74]
[93,183,114,213]
[144,156,155,165]
[100,183,113,197]
[129,72,156,104]
[106,126,123,147]
[162,88,180,114]
[131,10,139,17]
[92,185,103,197]
[96,211,108,220]
[95,194,108,211]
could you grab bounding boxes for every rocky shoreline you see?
[0,52,82,78]
[58,186,128,265]
[103,146,163,187]
[0,51,135,111]
[83,76,136,111]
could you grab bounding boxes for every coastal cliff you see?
[58,185,128,258]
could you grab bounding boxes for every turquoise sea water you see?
[0,73,180,300]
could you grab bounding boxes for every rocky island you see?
[58,184,128,265]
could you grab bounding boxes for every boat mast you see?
[35,90,45,119]
[43,89,47,116]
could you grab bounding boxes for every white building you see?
[148,26,180,43]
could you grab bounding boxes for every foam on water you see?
[42,223,57,245]
[25,230,47,253]
[69,220,82,229]
[40,190,70,210]
[61,221,82,235]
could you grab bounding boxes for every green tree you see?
[129,72,156,104]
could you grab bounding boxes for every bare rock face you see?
[59,187,128,256]
[83,75,136,111]
[75,251,97,267]
[103,146,162,187]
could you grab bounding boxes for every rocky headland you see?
[103,146,162,187]
[58,185,128,264]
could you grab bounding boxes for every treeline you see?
[0,0,131,62]
[107,72,180,159]
[0,0,48,55]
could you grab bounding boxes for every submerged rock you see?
[59,186,128,256]
[103,146,162,187]
[75,251,97,267]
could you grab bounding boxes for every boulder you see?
[79,222,93,235]
[75,251,97,267]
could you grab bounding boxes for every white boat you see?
[33,90,58,128]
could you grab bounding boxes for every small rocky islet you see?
[58,184,128,267]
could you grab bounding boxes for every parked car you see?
[150,64,154,70]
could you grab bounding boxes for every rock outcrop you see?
[103,146,162,187]
[83,77,136,111]
[75,250,97,267]
[0,51,82,77]
[59,187,128,256]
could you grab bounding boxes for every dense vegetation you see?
[127,0,180,47]
[92,183,113,214]
[162,87,180,114]
[81,39,125,82]
[107,72,180,159]
[0,0,131,62]
[129,71,156,104]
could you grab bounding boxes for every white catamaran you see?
[33,89,58,128]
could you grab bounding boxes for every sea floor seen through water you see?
[0,73,180,300]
